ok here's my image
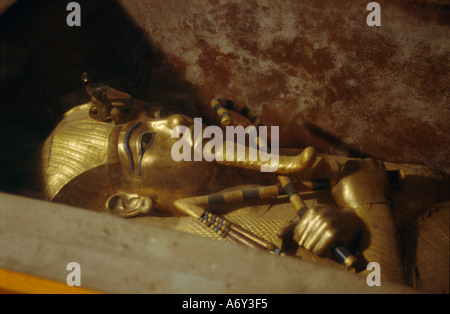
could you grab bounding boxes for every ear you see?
[105,192,153,218]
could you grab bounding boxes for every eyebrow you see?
[123,121,142,174]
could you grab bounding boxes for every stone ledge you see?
[0,192,417,294]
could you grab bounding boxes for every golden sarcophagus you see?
[0,0,448,295]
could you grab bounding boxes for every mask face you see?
[40,104,217,213]
[112,106,221,211]
[119,107,204,173]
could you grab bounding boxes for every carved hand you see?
[292,204,362,256]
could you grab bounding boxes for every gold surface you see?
[35,86,448,288]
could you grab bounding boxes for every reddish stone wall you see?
[119,0,449,173]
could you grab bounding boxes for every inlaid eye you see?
[137,132,156,176]
[139,132,156,153]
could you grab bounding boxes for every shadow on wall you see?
[0,0,207,194]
